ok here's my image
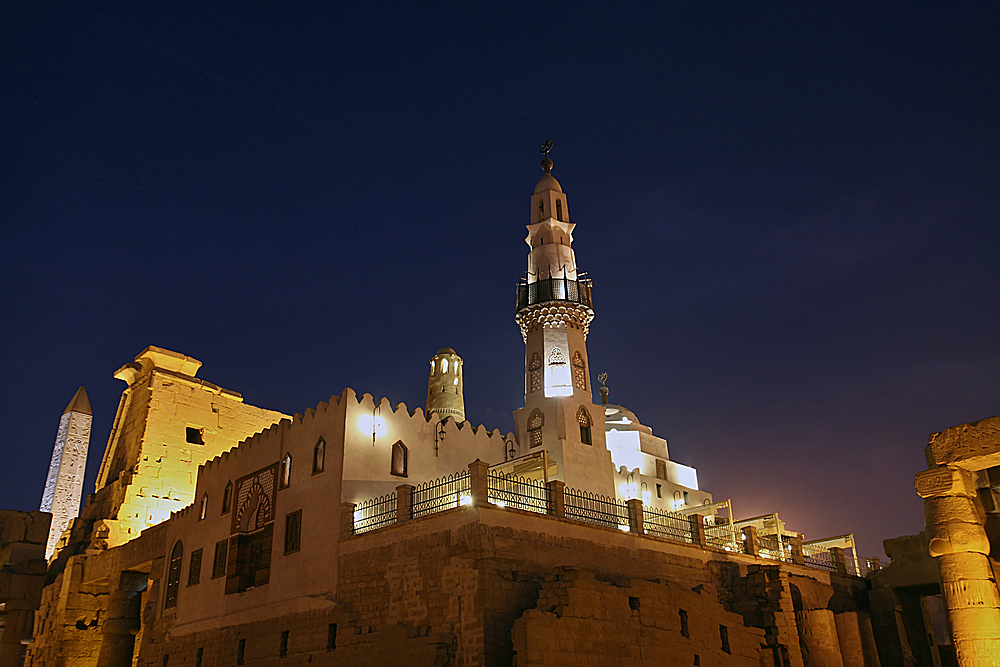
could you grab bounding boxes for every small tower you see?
[40,386,92,559]
[426,347,465,422]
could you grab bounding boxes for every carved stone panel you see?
[232,463,278,535]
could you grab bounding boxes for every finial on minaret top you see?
[598,373,609,405]
[540,140,553,174]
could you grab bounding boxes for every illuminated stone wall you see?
[88,347,286,548]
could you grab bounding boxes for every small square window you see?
[237,638,246,665]
[720,625,731,654]
[279,630,289,659]
[656,484,662,498]
[186,427,204,445]
[628,596,640,611]
[327,623,337,651]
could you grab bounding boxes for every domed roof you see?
[534,173,563,194]
[436,347,457,356]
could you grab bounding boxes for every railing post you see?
[396,484,414,522]
[341,502,356,537]
[790,536,805,565]
[867,556,881,572]
[742,526,760,556]
[626,499,644,534]
[546,480,565,517]
[830,547,849,575]
[690,513,707,547]
[468,459,490,507]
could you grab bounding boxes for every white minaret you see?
[40,386,92,559]
[512,144,615,495]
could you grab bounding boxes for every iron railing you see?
[516,277,593,312]
[705,522,739,551]
[564,487,628,529]
[354,492,396,534]
[487,470,548,514]
[411,470,471,519]
[643,506,693,544]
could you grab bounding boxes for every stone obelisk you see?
[40,386,92,559]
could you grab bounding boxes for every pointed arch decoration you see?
[572,351,587,391]
[528,409,544,448]
[577,406,593,445]
[222,481,233,515]
[280,453,292,489]
[529,352,542,393]
[391,440,408,477]
[165,540,183,609]
[313,438,326,474]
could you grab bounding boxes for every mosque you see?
[3,148,994,666]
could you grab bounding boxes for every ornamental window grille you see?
[280,454,292,489]
[655,459,667,480]
[222,481,233,514]
[528,353,542,393]
[528,409,544,448]
[212,540,228,578]
[284,510,301,554]
[548,348,566,366]
[313,438,325,474]
[391,441,408,477]
[572,351,587,390]
[188,548,202,586]
[577,406,592,445]
[165,541,183,609]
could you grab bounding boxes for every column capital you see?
[915,466,978,499]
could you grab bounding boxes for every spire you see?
[63,386,91,415]
[540,139,553,174]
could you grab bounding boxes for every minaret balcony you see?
[516,276,593,313]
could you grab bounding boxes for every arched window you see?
[221,481,232,515]
[538,199,544,221]
[528,409,544,448]
[281,453,292,489]
[391,441,408,477]
[313,438,325,475]
[199,493,208,521]
[165,541,183,609]
[577,407,592,445]
[528,353,542,393]
[556,199,563,221]
[572,351,587,391]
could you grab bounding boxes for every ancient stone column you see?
[742,525,760,556]
[96,571,148,667]
[0,608,34,667]
[916,465,1000,665]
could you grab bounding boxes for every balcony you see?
[515,277,593,313]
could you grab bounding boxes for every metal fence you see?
[564,487,628,529]
[487,470,548,514]
[643,506,693,544]
[411,470,471,519]
[354,492,396,534]
[705,522,739,551]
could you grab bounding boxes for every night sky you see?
[2,2,998,559]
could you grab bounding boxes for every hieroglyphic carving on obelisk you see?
[39,386,92,559]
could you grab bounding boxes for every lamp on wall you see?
[434,420,446,456]
[503,436,517,461]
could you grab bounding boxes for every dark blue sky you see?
[2,2,998,558]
